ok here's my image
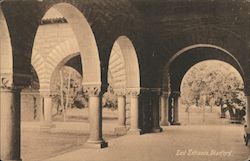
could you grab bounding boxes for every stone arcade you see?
[0,0,250,161]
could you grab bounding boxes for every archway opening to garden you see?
[22,3,105,161]
[179,60,246,125]
[105,36,140,135]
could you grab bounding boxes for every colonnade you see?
[2,81,250,160]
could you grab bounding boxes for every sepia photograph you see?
[0,0,250,161]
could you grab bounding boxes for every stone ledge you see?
[84,140,108,149]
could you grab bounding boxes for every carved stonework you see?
[39,89,51,98]
[150,88,161,96]
[126,88,140,97]
[172,91,181,98]
[161,91,170,98]
[0,73,13,90]
[114,88,126,96]
[83,86,101,97]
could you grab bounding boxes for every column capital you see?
[126,88,140,97]
[161,91,170,97]
[114,88,126,96]
[149,88,161,95]
[0,73,13,91]
[39,89,51,97]
[172,91,181,98]
[83,85,101,97]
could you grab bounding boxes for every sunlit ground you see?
[21,106,249,161]
[21,108,118,161]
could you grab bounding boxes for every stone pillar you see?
[0,77,22,161]
[127,88,141,135]
[40,90,54,131]
[83,85,107,148]
[160,92,170,126]
[114,89,127,135]
[172,91,181,125]
[151,89,162,132]
[246,95,250,134]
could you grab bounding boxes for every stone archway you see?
[179,60,245,125]
[31,2,106,148]
[108,36,141,135]
[160,44,246,127]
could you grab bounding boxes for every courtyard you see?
[21,124,249,161]
[21,107,250,161]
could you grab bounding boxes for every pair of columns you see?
[114,88,141,135]
[39,86,108,148]
[160,91,180,126]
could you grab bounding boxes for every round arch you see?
[162,44,246,93]
[0,8,13,85]
[33,38,80,91]
[32,2,101,88]
[108,36,140,90]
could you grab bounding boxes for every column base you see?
[128,128,141,135]
[160,121,170,126]
[114,126,127,136]
[172,122,181,126]
[151,127,163,133]
[84,140,108,148]
[40,123,55,132]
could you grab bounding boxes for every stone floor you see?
[39,125,249,161]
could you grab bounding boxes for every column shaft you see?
[118,96,126,127]
[88,96,102,142]
[40,94,54,131]
[172,93,181,125]
[84,86,107,148]
[152,94,162,132]
[246,96,250,133]
[114,95,127,135]
[128,94,141,135]
[160,95,170,126]
[0,89,21,161]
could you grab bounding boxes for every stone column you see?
[0,76,22,161]
[127,88,141,135]
[83,85,107,148]
[172,91,181,125]
[114,89,127,135]
[151,89,162,132]
[160,92,170,126]
[246,95,250,134]
[40,90,54,131]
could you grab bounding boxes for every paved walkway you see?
[42,125,250,161]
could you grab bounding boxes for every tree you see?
[51,66,88,116]
[181,60,246,121]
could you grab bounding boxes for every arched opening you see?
[106,36,140,135]
[162,45,246,125]
[22,3,104,160]
[179,60,245,125]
